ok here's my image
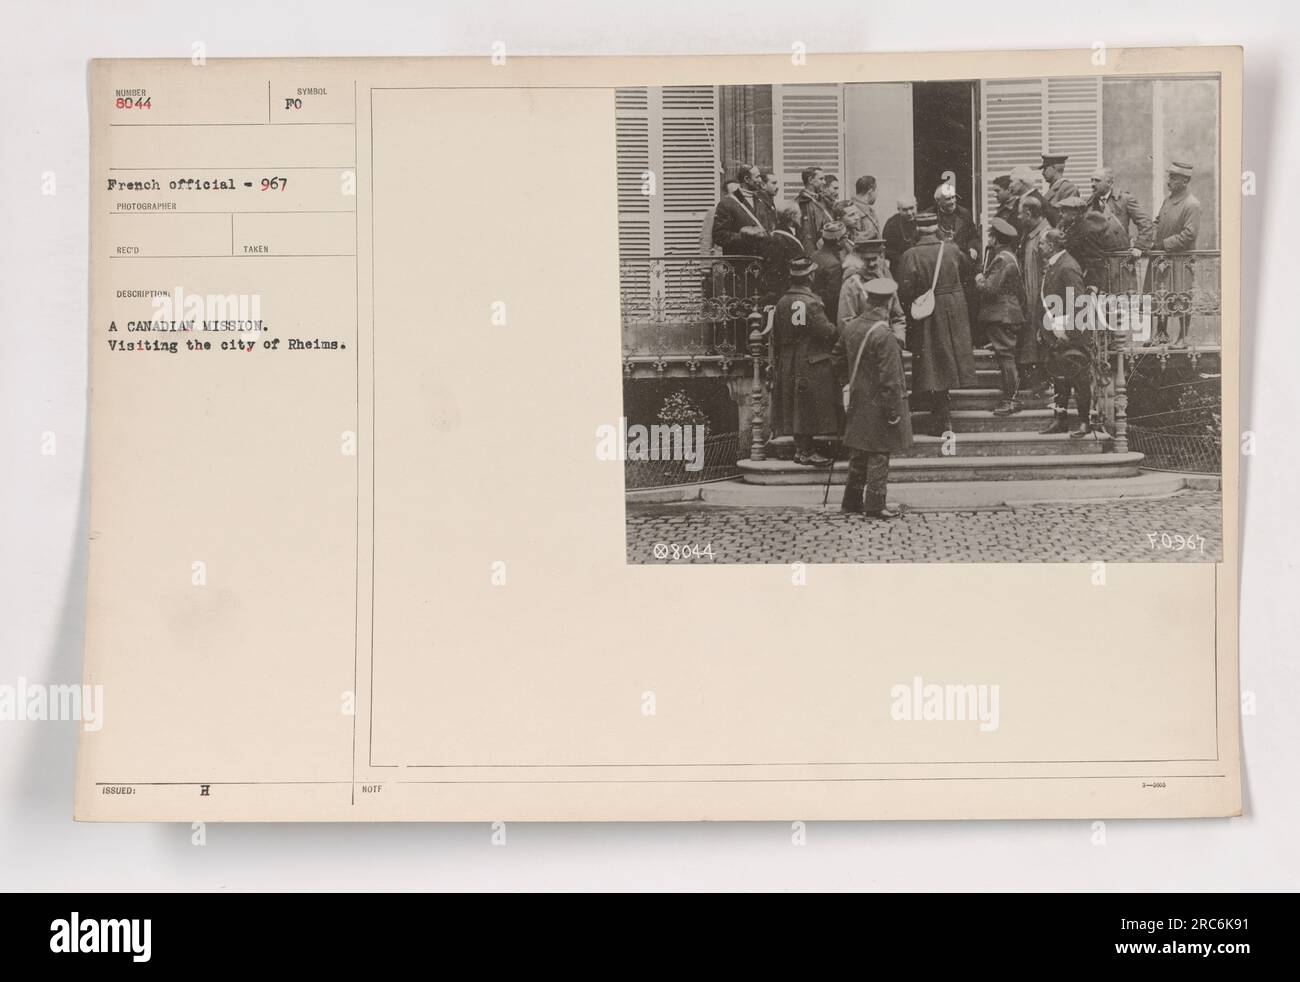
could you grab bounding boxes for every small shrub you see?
[657,390,708,432]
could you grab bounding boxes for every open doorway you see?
[912,81,977,220]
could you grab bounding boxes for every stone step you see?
[902,348,1001,364]
[767,418,1096,459]
[683,470,1193,508]
[946,388,1057,411]
[898,431,1111,458]
[737,451,1145,484]
[910,408,1057,433]
[901,349,1004,386]
[906,368,1004,387]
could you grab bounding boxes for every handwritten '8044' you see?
[652,543,715,561]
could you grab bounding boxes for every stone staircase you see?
[738,348,1146,485]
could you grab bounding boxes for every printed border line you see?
[109,122,357,127]
[401,757,1222,768]
[360,84,1229,782]
[96,775,1229,787]
[352,79,360,806]
[368,85,377,769]
[107,166,354,170]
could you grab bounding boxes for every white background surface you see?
[1,0,1295,891]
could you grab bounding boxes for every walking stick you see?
[822,445,837,507]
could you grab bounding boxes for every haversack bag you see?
[908,240,945,320]
[842,320,888,411]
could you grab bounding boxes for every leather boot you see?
[864,505,901,520]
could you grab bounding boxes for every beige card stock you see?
[78,48,1241,821]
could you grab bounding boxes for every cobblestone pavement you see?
[627,490,1224,564]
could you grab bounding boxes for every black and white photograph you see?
[619,76,1223,563]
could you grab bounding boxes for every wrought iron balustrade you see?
[619,248,1224,470]
[1092,248,1222,458]
[620,254,765,377]
[1089,249,1221,349]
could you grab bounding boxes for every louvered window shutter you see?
[1045,77,1101,198]
[981,78,1045,222]
[658,86,720,255]
[616,88,652,320]
[616,86,719,321]
[980,77,1100,220]
[773,84,844,205]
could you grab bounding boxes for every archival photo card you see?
[78,48,1240,822]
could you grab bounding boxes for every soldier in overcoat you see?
[1087,166,1154,252]
[1150,160,1203,346]
[934,182,982,342]
[1016,196,1053,396]
[770,257,842,466]
[810,220,848,322]
[1039,153,1079,225]
[795,167,833,254]
[975,217,1029,416]
[832,278,912,518]
[897,212,977,436]
[838,233,906,344]
[1036,229,1095,438]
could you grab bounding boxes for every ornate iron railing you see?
[1126,424,1222,474]
[1092,249,1222,456]
[1089,249,1221,348]
[624,431,745,489]
[621,254,764,377]
[621,249,1223,470]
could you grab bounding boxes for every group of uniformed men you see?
[708,152,1202,519]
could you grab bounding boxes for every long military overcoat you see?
[770,283,842,437]
[832,311,914,454]
[897,238,977,392]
